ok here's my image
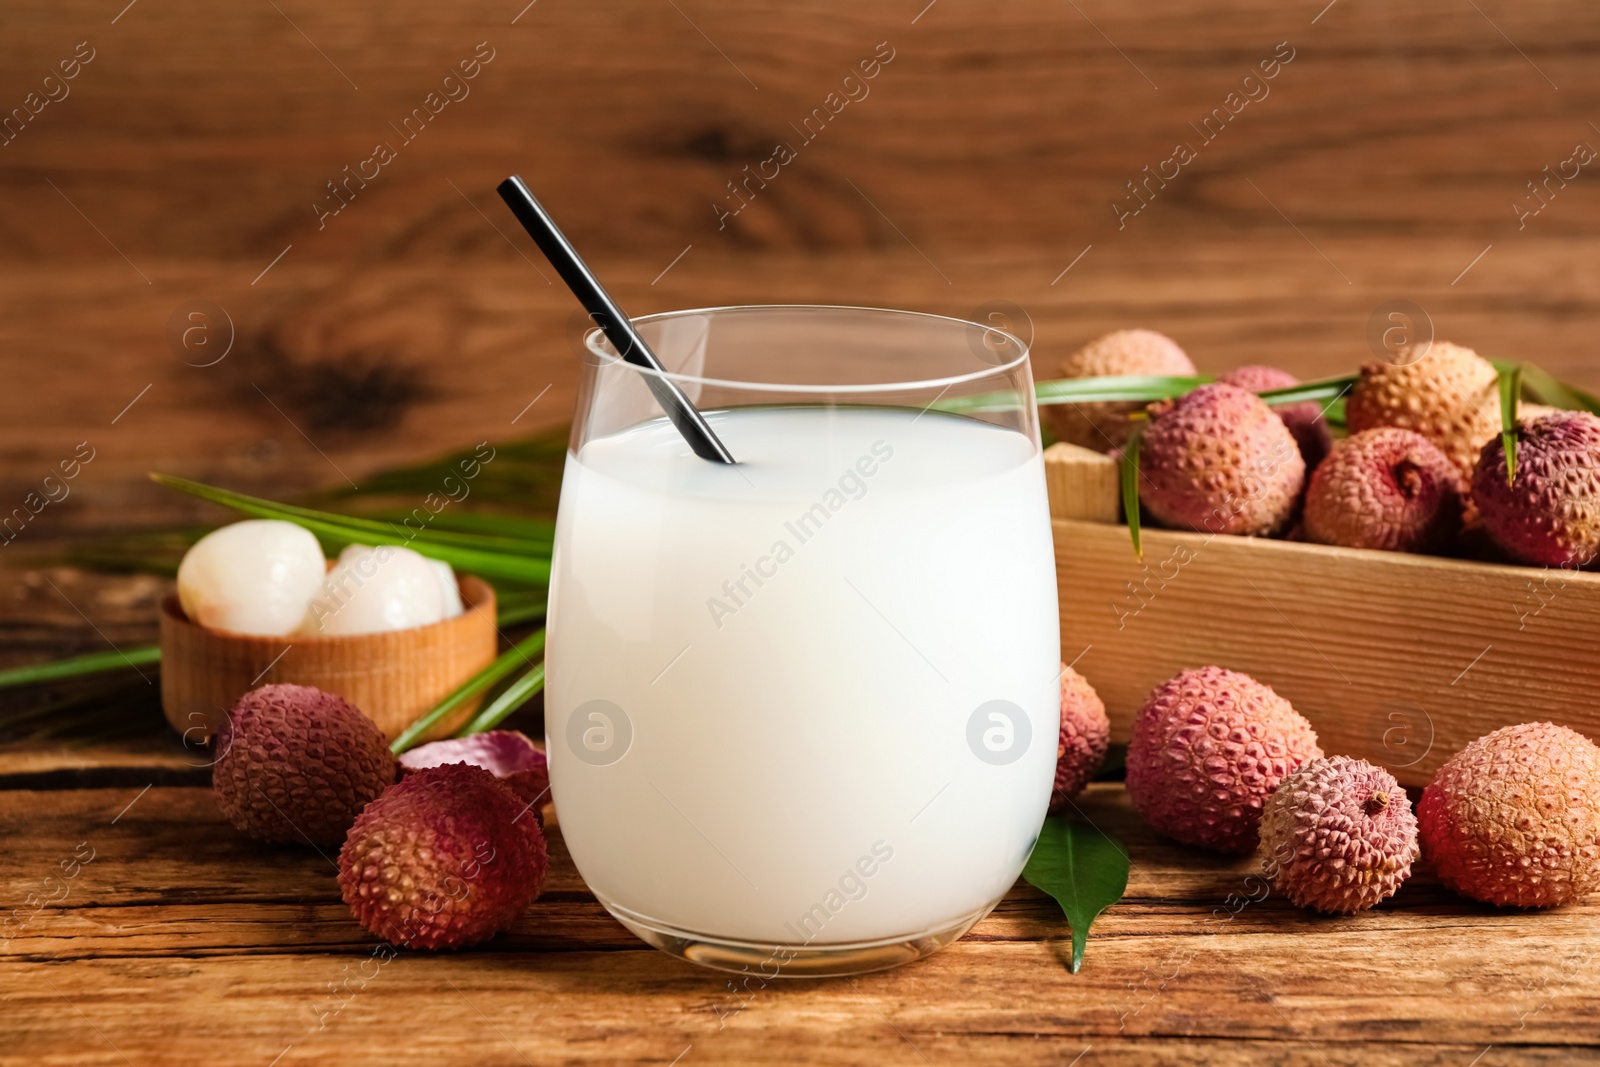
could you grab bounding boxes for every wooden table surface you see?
[5,734,1600,1067]
[6,0,1600,1061]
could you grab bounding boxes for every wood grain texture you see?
[3,779,1599,1066]
[1044,443,1600,786]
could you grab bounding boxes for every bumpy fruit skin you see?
[1219,364,1332,470]
[1049,329,1196,452]
[213,684,396,845]
[1471,410,1600,567]
[1346,341,1501,480]
[1049,665,1111,812]
[1418,722,1600,908]
[339,764,549,949]
[1260,756,1419,914]
[1126,667,1322,853]
[1304,428,1465,552]
[398,730,551,818]
[1138,383,1307,536]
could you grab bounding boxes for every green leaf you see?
[390,630,546,753]
[1254,375,1357,409]
[0,646,161,690]
[149,473,552,586]
[1120,421,1144,560]
[1496,359,1600,417]
[1498,362,1523,486]
[454,661,545,737]
[1023,815,1129,974]
[936,375,1209,416]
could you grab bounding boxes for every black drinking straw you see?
[496,176,737,465]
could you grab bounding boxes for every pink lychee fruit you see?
[1050,664,1111,812]
[1303,428,1466,553]
[1471,410,1600,567]
[1219,364,1332,471]
[1259,756,1419,914]
[1418,722,1600,908]
[1126,666,1323,853]
[1138,383,1307,537]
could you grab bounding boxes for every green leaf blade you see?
[1497,362,1523,487]
[391,629,546,753]
[1120,423,1144,560]
[0,646,161,690]
[455,662,545,737]
[1022,814,1130,973]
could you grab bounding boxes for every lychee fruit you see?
[1418,722,1600,908]
[1049,665,1110,812]
[1471,410,1600,567]
[399,730,551,822]
[1138,383,1307,537]
[213,684,396,845]
[1126,666,1322,853]
[1303,428,1466,553]
[339,763,549,949]
[1219,364,1332,470]
[1049,329,1196,452]
[1259,756,1419,914]
[1346,341,1501,480]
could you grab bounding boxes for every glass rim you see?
[582,304,1030,395]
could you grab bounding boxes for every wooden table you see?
[4,710,1599,1066]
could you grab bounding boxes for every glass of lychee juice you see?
[547,306,1060,976]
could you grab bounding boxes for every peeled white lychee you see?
[177,520,327,636]
[302,544,446,636]
[430,558,464,619]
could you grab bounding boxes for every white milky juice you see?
[546,406,1060,946]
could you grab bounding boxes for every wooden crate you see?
[1045,442,1599,786]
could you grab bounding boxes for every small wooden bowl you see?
[159,575,497,743]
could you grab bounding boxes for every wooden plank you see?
[1043,442,1120,522]
[1051,516,1600,785]
[2,784,1597,1065]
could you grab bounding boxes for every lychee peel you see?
[1259,756,1419,914]
[1138,383,1307,537]
[213,683,396,845]
[1418,722,1600,908]
[338,763,549,950]
[1304,428,1465,552]
[1050,329,1196,452]
[1471,410,1600,567]
[1219,364,1332,470]
[1050,664,1110,812]
[1126,666,1322,853]
[1346,341,1501,480]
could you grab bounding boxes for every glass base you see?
[598,897,997,977]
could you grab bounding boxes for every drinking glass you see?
[546,306,1060,976]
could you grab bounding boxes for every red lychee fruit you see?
[1126,666,1323,853]
[1259,756,1419,914]
[398,730,550,822]
[212,683,396,846]
[1304,428,1466,552]
[1218,364,1332,471]
[1418,722,1600,908]
[1138,383,1307,537]
[1471,410,1600,567]
[1050,664,1110,812]
[338,763,549,950]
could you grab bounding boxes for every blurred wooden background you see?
[2,0,1598,539]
